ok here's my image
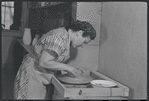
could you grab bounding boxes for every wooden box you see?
[51,70,129,100]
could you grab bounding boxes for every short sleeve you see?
[43,34,67,59]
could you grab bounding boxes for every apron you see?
[14,28,70,99]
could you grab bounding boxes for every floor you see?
[2,68,15,99]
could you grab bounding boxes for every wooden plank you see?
[111,88,123,96]
[64,96,127,100]
[2,30,22,37]
[64,88,128,100]
[51,76,66,97]
[64,87,126,98]
[90,70,129,97]
[64,88,111,98]
[52,89,64,99]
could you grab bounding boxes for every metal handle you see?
[78,90,82,95]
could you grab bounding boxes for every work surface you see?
[52,71,130,100]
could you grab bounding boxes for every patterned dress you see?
[13,27,70,99]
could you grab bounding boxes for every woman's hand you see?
[65,66,78,78]
[66,67,84,78]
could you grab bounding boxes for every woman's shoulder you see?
[53,27,68,39]
[41,27,68,42]
[52,27,66,34]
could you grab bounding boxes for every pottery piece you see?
[56,74,93,85]
[23,28,32,45]
[32,34,39,46]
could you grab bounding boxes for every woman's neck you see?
[68,29,75,42]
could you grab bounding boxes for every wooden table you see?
[52,71,130,100]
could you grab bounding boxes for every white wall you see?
[66,2,102,74]
[99,2,147,99]
[76,2,102,45]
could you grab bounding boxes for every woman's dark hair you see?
[65,20,96,40]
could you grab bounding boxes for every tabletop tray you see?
[51,70,129,100]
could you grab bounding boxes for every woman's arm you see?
[39,50,76,74]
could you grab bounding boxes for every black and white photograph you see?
[1,1,147,100]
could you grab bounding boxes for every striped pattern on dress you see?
[34,28,69,60]
[14,55,30,99]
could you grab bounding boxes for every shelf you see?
[17,39,34,54]
[2,30,22,37]
[30,2,67,9]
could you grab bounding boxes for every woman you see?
[14,20,96,99]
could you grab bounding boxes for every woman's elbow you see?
[39,59,53,68]
[39,60,45,67]
[39,58,48,68]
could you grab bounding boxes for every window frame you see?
[1,1,14,30]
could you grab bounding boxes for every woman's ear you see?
[76,32,78,36]
[76,30,83,36]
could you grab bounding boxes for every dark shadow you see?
[2,37,16,70]
[2,68,15,99]
[2,37,17,99]
[128,87,134,99]
[64,46,78,64]
[13,38,24,76]
[99,22,109,48]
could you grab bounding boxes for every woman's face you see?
[72,31,91,48]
